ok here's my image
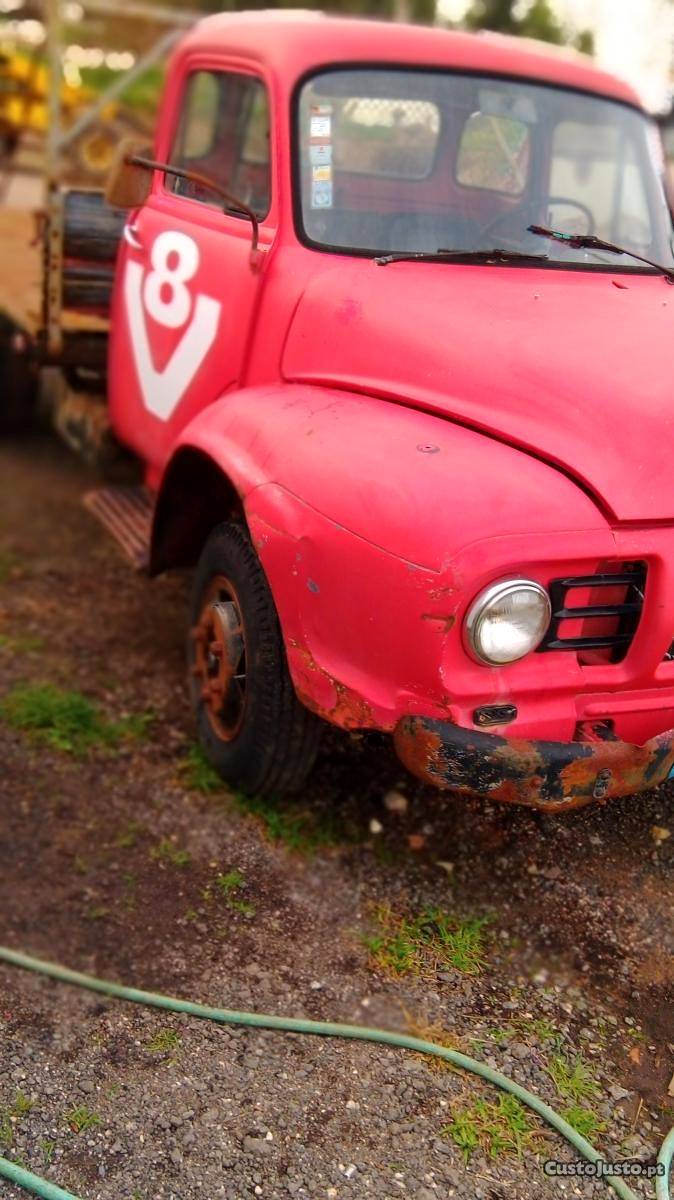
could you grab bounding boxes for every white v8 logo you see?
[124,230,221,422]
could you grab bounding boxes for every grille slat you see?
[555,603,642,621]
[538,565,646,662]
[543,634,633,652]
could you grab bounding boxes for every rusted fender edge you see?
[394,716,674,812]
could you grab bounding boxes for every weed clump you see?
[364,904,489,977]
[0,683,151,755]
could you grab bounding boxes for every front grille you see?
[538,563,646,663]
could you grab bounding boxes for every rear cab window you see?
[456,111,531,195]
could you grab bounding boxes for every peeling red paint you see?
[292,646,376,729]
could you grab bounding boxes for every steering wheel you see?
[477,196,596,245]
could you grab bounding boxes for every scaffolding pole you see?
[45,0,61,186]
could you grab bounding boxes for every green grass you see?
[84,905,108,921]
[116,711,154,741]
[546,1053,601,1104]
[181,744,353,854]
[526,1018,562,1046]
[364,905,489,978]
[487,1017,561,1049]
[122,872,137,911]
[113,821,146,849]
[151,839,191,868]
[214,868,245,894]
[443,1093,539,1161]
[147,1028,182,1055]
[0,633,45,655]
[0,1089,36,1145]
[0,1108,12,1147]
[65,1106,100,1134]
[39,1139,56,1164]
[0,548,17,582]
[12,1091,33,1117]
[234,792,347,855]
[545,1055,606,1148]
[561,1103,607,1141]
[211,869,255,915]
[227,898,255,914]
[0,683,151,755]
[179,744,226,793]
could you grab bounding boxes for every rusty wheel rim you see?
[191,575,247,742]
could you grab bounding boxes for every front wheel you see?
[188,522,322,795]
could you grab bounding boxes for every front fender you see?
[156,381,606,570]
[244,481,444,730]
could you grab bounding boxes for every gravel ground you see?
[0,435,673,1200]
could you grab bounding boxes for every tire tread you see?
[190,522,321,795]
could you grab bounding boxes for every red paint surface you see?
[107,13,674,770]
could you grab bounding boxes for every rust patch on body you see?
[392,721,445,783]
[421,613,456,633]
[291,645,377,730]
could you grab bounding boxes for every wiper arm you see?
[528,224,674,284]
[374,247,549,267]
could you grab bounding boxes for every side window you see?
[169,69,271,218]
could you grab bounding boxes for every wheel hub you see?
[192,579,247,741]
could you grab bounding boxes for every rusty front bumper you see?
[394,716,674,812]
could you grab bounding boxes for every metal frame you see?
[43,181,64,355]
[40,0,199,355]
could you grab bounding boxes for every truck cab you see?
[31,12,674,809]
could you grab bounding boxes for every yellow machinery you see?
[0,48,124,178]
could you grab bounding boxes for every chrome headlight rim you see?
[464,577,552,666]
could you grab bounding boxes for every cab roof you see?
[179,10,642,110]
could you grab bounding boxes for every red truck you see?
[5,11,674,812]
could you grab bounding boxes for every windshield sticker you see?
[312,165,332,183]
[311,179,333,209]
[310,114,331,139]
[310,143,332,166]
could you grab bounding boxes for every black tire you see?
[189,522,322,795]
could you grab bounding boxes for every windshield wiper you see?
[374,247,549,267]
[528,224,674,284]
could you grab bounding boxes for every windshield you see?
[296,68,674,270]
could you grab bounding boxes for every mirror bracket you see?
[105,138,261,269]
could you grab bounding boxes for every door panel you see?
[108,65,272,483]
[110,199,260,479]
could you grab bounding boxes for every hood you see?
[282,259,674,523]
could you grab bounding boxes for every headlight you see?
[465,578,551,665]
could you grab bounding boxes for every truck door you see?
[108,65,273,483]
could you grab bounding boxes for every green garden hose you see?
[0,945,671,1200]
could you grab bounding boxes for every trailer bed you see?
[0,208,41,334]
[0,204,109,338]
